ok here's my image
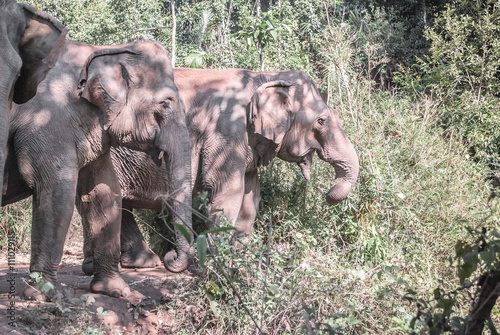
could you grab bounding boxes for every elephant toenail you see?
[122,287,131,297]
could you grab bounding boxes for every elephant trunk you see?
[156,122,193,272]
[324,139,359,206]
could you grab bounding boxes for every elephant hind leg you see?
[120,205,161,269]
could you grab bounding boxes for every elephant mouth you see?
[150,147,164,167]
[298,151,314,181]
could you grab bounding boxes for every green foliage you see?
[19,285,107,334]
[395,0,500,164]
[29,271,55,294]
[234,10,292,71]
[407,214,500,334]
[24,0,170,45]
[184,49,211,68]
[0,199,32,252]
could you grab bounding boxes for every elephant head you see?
[249,72,359,205]
[0,1,67,205]
[78,43,193,272]
[78,43,186,165]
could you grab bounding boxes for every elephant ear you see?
[78,48,141,130]
[14,4,68,103]
[249,80,293,145]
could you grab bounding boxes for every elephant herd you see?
[0,1,359,299]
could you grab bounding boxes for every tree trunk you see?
[259,45,264,71]
[464,271,500,335]
[170,0,176,67]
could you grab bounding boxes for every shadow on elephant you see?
[82,67,359,273]
[2,37,193,298]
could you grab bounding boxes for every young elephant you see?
[0,1,67,206]
[83,68,359,271]
[2,41,192,298]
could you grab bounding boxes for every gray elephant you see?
[2,40,192,298]
[0,1,67,206]
[82,67,359,271]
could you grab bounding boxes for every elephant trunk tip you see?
[325,179,357,206]
[163,246,194,273]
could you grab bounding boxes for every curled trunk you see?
[156,122,193,272]
[322,138,359,206]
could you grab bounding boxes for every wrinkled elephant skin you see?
[2,40,192,298]
[0,1,67,207]
[87,68,359,271]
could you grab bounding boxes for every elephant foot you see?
[121,246,161,269]
[90,275,130,298]
[23,284,47,301]
[82,258,94,276]
[23,275,64,302]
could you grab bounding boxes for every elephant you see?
[0,1,67,207]
[2,40,193,298]
[82,67,359,272]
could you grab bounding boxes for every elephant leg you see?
[26,170,78,299]
[75,154,130,298]
[208,173,245,230]
[81,206,161,274]
[120,205,161,269]
[235,170,261,236]
[81,221,94,276]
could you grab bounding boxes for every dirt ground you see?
[0,221,195,334]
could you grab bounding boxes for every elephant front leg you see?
[81,205,161,275]
[27,177,78,299]
[235,170,261,236]
[208,172,245,230]
[120,205,161,269]
[76,155,130,298]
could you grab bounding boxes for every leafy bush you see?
[395,0,500,165]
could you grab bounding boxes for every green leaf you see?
[201,226,237,235]
[479,249,496,267]
[172,222,192,245]
[347,316,359,325]
[197,235,208,267]
[436,298,455,313]
[41,282,54,293]
[207,281,220,295]
[96,307,104,314]
[458,260,477,284]
[184,50,207,69]
[433,288,441,300]
[210,300,220,318]
[268,284,279,295]
[270,29,278,40]
[29,272,42,283]
[84,296,95,304]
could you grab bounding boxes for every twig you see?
[259,216,273,333]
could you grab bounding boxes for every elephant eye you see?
[155,100,173,124]
[161,100,172,110]
[317,117,326,126]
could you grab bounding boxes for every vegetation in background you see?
[396,0,500,165]
[1,0,499,333]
